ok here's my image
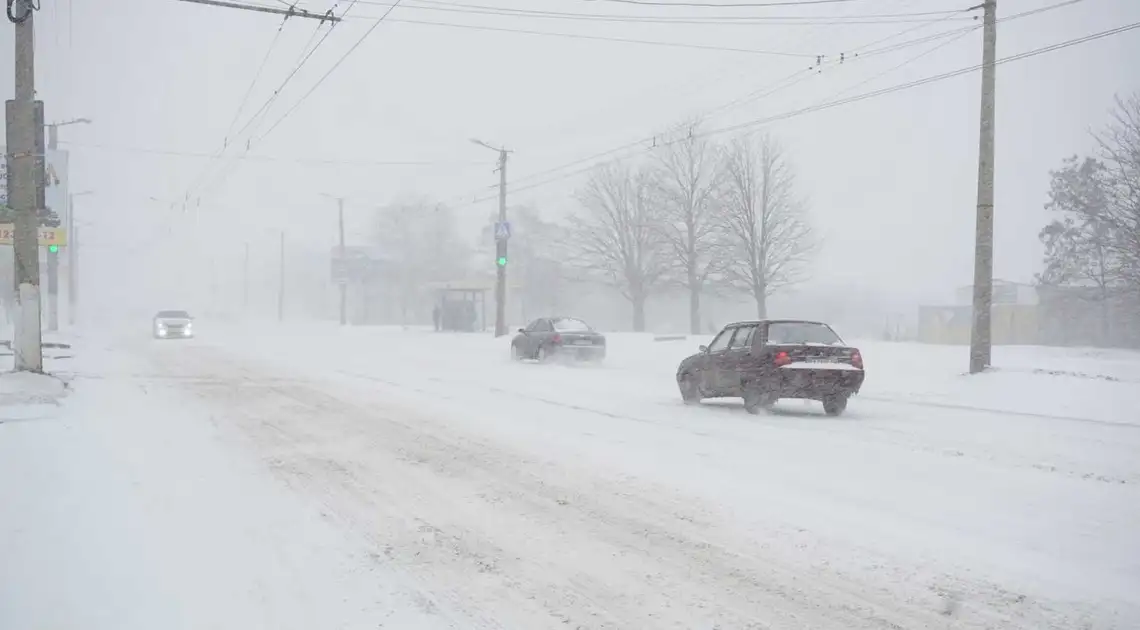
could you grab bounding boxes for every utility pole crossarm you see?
[177,0,342,22]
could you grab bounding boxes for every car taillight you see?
[552,334,562,344]
[774,351,791,367]
[851,350,863,369]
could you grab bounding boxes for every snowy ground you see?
[2,322,1138,629]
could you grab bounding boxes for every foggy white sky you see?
[3,0,1138,315]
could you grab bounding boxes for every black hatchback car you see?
[511,317,606,363]
[676,319,864,416]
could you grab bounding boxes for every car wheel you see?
[536,345,548,363]
[743,387,775,415]
[510,344,522,361]
[679,376,701,405]
[822,394,848,416]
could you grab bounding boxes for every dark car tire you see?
[679,376,701,405]
[510,344,523,361]
[743,387,775,415]
[823,394,848,416]
[536,345,549,363]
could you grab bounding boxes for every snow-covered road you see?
[3,324,1138,629]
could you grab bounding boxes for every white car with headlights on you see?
[153,310,194,339]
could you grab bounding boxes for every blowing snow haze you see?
[1,0,1139,628]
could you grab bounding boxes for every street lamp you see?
[47,118,92,149]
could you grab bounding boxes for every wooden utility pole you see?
[6,0,42,371]
[969,0,998,374]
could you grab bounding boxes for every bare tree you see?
[719,133,814,318]
[649,123,726,334]
[1092,93,1140,296]
[567,163,669,331]
[375,199,469,323]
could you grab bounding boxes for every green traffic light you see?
[496,256,507,266]
[48,245,59,254]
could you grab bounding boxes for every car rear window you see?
[157,310,190,319]
[767,322,842,345]
[552,318,591,332]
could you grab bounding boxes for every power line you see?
[456,20,1140,207]
[187,0,408,207]
[56,141,484,167]
[462,0,1083,195]
[380,16,819,56]
[705,20,1140,138]
[179,2,350,206]
[567,0,871,7]
[343,0,978,25]
[254,0,407,147]
[224,16,288,143]
[480,15,968,191]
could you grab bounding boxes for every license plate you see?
[572,340,592,346]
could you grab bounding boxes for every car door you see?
[700,327,736,393]
[519,319,542,355]
[531,319,554,355]
[716,324,758,394]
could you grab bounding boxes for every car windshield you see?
[156,310,190,319]
[767,322,842,346]
[552,318,592,332]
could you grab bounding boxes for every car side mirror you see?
[518,328,526,334]
[699,345,709,353]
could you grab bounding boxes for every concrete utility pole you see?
[66,190,92,326]
[969,0,998,375]
[277,230,285,322]
[243,241,250,315]
[471,139,511,337]
[6,0,42,371]
[322,194,348,326]
[338,198,347,326]
[45,118,90,332]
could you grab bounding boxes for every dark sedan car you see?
[676,319,864,416]
[511,317,606,363]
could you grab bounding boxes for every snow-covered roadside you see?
[0,337,453,630]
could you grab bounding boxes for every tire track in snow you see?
[130,343,1100,630]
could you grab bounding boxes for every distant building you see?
[919,279,1140,349]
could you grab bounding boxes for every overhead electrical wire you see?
[453,20,1138,208]
[187,0,408,206]
[179,1,350,207]
[380,17,818,56]
[224,16,289,144]
[479,8,974,193]
[459,0,1084,197]
[57,141,484,167]
[252,0,408,142]
[567,0,872,8]
[343,0,978,25]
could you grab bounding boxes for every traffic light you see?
[48,245,59,254]
[496,256,507,267]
